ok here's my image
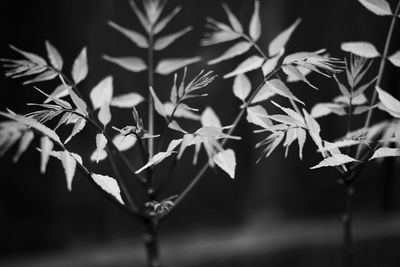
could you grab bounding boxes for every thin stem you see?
[342,184,355,267]
[173,68,281,208]
[148,28,155,159]
[357,1,400,158]
[143,218,162,267]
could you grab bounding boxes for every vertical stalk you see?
[148,28,155,159]
[342,184,355,267]
[143,218,162,267]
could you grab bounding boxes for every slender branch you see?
[148,28,155,159]
[342,184,355,267]
[356,1,400,158]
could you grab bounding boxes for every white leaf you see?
[155,57,201,75]
[45,40,63,70]
[71,47,88,85]
[388,51,400,67]
[163,103,200,120]
[112,134,137,151]
[98,104,112,127]
[282,65,316,89]
[149,86,166,117]
[92,173,124,204]
[90,149,107,162]
[246,105,273,128]
[95,134,107,163]
[268,18,301,56]
[0,112,61,144]
[44,84,69,103]
[261,51,282,77]
[40,136,53,173]
[103,55,147,73]
[265,79,304,105]
[310,154,359,169]
[201,107,222,128]
[376,86,400,117]
[370,147,400,160]
[213,149,236,179]
[233,74,251,101]
[23,69,58,85]
[224,56,264,79]
[296,128,306,159]
[303,109,323,152]
[108,21,148,48]
[90,76,113,110]
[128,0,151,33]
[169,120,188,133]
[154,26,193,51]
[358,0,392,16]
[65,117,86,144]
[9,45,47,66]
[60,151,77,191]
[311,103,346,118]
[208,41,252,65]
[249,0,261,41]
[13,131,34,163]
[286,65,312,83]
[341,42,380,58]
[250,83,275,104]
[222,3,243,33]
[110,93,144,108]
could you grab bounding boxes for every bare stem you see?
[148,29,155,159]
[143,218,162,267]
[356,0,400,158]
[342,184,355,267]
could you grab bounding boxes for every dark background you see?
[1,0,400,266]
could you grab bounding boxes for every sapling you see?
[0,1,240,266]
[204,0,400,267]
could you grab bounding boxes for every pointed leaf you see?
[370,147,400,160]
[358,0,392,16]
[154,7,181,34]
[45,40,63,70]
[201,107,222,128]
[108,21,148,48]
[155,57,201,75]
[376,86,400,116]
[249,0,261,41]
[65,117,86,144]
[110,93,144,108]
[90,76,113,110]
[208,41,252,65]
[98,104,112,127]
[310,154,359,169]
[246,105,273,128]
[268,18,301,56]
[103,55,147,73]
[149,86,166,117]
[40,136,53,173]
[9,45,47,66]
[250,83,275,104]
[341,42,380,58]
[13,131,34,163]
[23,69,58,85]
[71,47,88,84]
[154,26,193,51]
[213,149,236,178]
[60,151,77,191]
[91,174,124,204]
[94,133,108,163]
[388,51,400,67]
[223,56,264,78]
[222,3,243,33]
[233,74,251,101]
[296,128,306,159]
[265,79,304,105]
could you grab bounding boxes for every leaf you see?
[261,51,282,77]
[40,136,54,173]
[213,149,236,179]
[340,42,380,58]
[249,0,261,41]
[155,57,201,75]
[113,134,137,151]
[128,0,151,33]
[265,79,304,105]
[271,101,305,127]
[222,3,243,33]
[0,112,61,144]
[13,131,34,163]
[250,83,275,104]
[246,105,273,128]
[311,103,346,118]
[223,56,264,78]
[303,109,323,152]
[65,117,86,144]
[154,7,181,34]
[310,154,359,169]
[90,76,113,110]
[45,40,63,70]
[22,69,58,85]
[358,0,392,16]
[95,133,108,163]
[91,174,124,204]
[282,64,316,89]
[163,103,200,120]
[296,128,306,159]
[376,86,400,117]
[149,86,166,117]
[71,47,88,85]
[98,104,112,127]
[9,45,47,66]
[388,51,400,67]
[45,84,69,104]
[208,41,252,65]
[201,107,222,128]
[110,93,144,108]
[60,77,88,115]
[268,18,301,56]
[154,26,193,51]
[108,21,148,48]
[60,151,78,191]
[370,147,400,160]
[35,87,71,109]
[103,55,147,73]
[233,74,251,101]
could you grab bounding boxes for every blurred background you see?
[1,0,400,266]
